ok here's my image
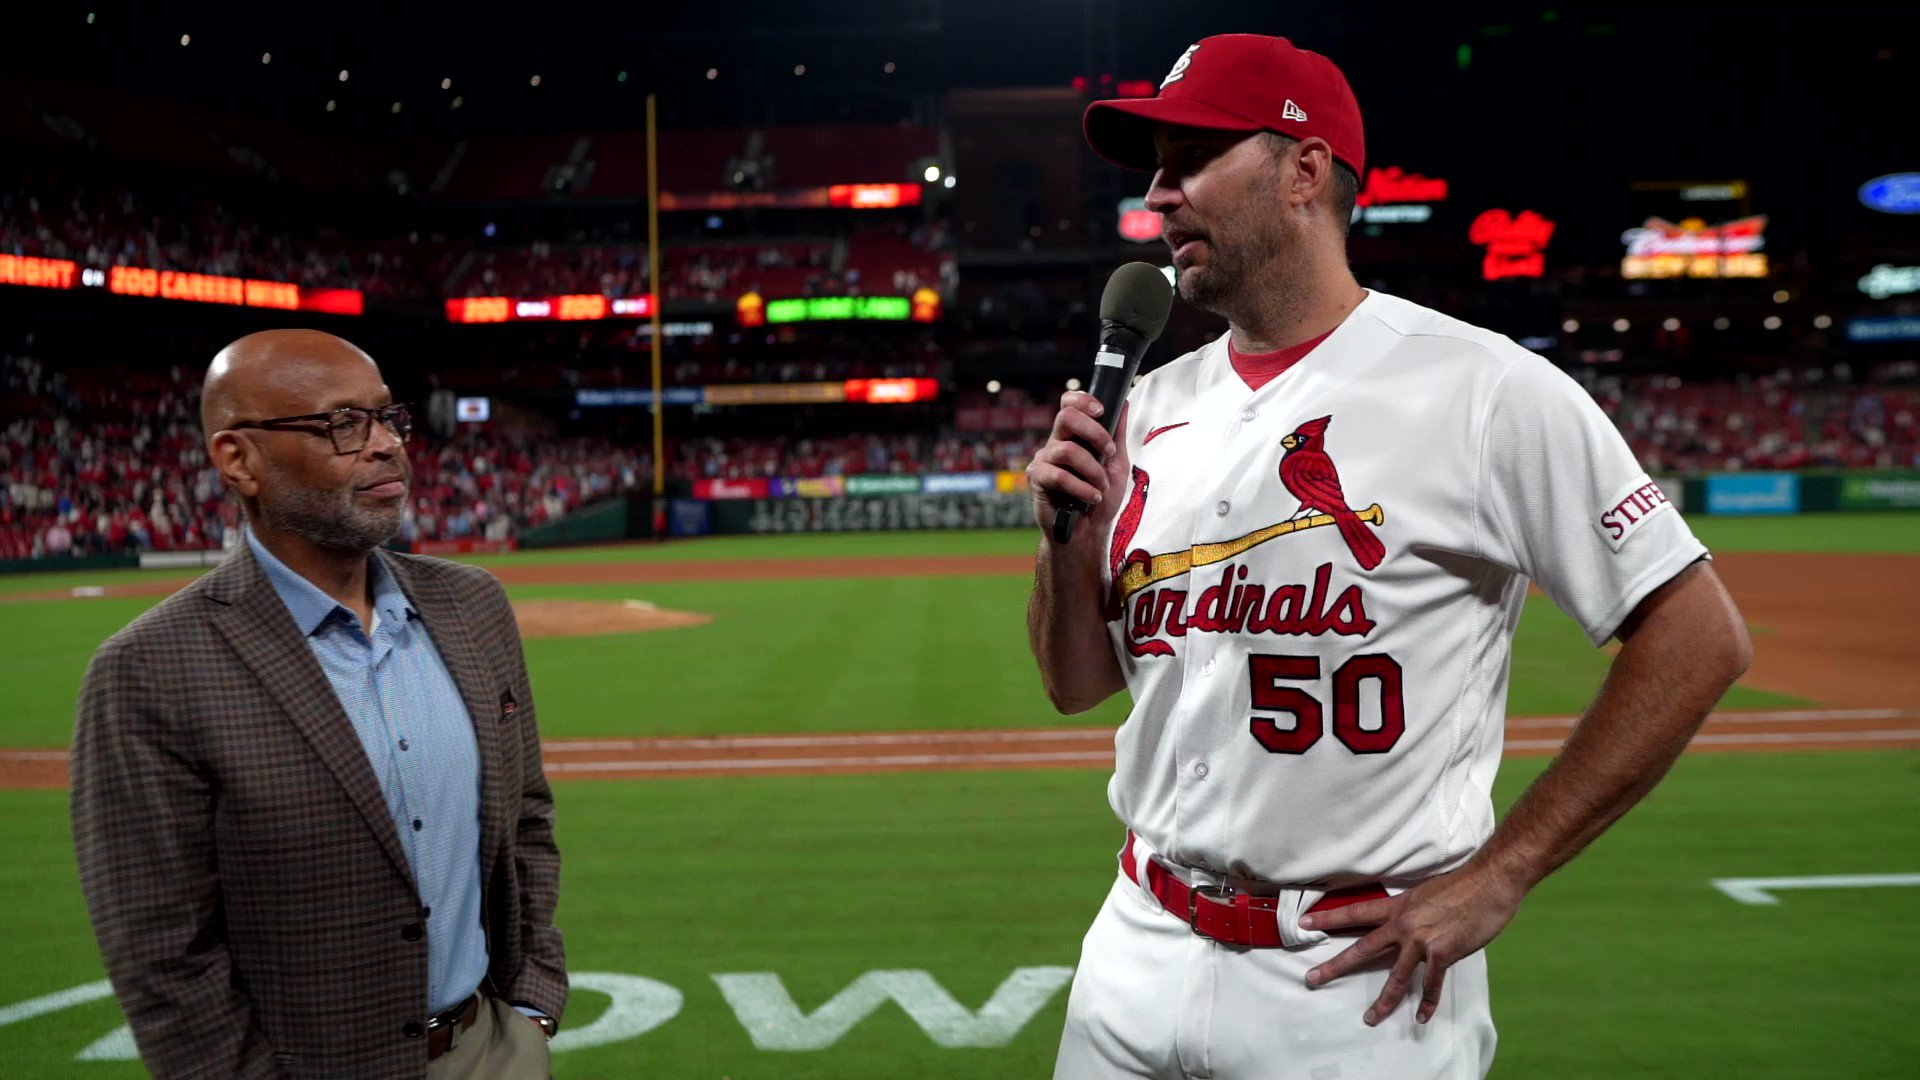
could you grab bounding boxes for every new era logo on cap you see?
[1282,99,1308,122]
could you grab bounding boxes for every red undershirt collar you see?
[1228,328,1335,391]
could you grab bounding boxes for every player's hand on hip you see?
[1300,862,1526,1026]
[1027,393,1129,540]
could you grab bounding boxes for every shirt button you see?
[1194,762,1210,779]
[402,923,423,942]
[402,1021,424,1038]
[1215,500,1230,516]
[397,738,409,752]
[1241,408,1257,422]
[411,818,423,832]
[421,906,432,919]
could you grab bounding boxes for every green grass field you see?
[0,513,1915,1077]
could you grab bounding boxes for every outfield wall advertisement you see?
[1840,472,1920,511]
[1704,473,1801,516]
[703,493,1031,534]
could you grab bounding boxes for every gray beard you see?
[1177,215,1301,329]
[256,483,402,553]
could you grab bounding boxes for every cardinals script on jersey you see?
[1100,290,1708,889]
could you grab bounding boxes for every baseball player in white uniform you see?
[1027,34,1754,1080]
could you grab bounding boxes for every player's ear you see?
[1290,137,1336,214]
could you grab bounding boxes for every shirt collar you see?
[246,528,416,637]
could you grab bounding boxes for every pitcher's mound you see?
[512,599,713,639]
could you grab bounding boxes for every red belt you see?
[1120,831,1388,948]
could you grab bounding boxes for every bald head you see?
[202,328,410,555]
[201,329,385,440]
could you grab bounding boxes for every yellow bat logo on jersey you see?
[1113,503,1385,604]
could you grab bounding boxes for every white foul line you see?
[1506,729,1920,752]
[545,750,1117,774]
[1504,708,1920,731]
[1711,873,1920,905]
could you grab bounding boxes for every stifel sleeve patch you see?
[1595,474,1676,551]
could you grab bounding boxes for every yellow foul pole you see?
[646,93,666,538]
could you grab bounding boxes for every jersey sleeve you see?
[1474,354,1708,646]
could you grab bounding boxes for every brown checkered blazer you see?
[71,546,566,1079]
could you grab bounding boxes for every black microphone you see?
[1050,262,1175,544]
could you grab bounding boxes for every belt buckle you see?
[427,997,470,1053]
[1187,883,1236,937]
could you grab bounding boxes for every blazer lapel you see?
[388,554,510,886]
[206,549,418,894]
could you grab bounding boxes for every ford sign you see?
[1859,173,1920,214]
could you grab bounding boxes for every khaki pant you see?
[426,994,553,1080]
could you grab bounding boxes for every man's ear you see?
[208,431,263,500]
[1289,137,1336,214]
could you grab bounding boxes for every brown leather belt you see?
[1121,831,1388,947]
[426,992,481,1061]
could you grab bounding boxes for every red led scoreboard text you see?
[0,255,362,314]
[445,294,658,324]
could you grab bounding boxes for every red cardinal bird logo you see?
[1105,465,1153,620]
[1278,416,1386,571]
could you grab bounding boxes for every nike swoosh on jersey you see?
[1144,422,1190,445]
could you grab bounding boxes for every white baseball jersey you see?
[1100,289,1707,887]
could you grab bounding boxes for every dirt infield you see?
[511,599,712,638]
[3,708,1915,789]
[1,548,1913,789]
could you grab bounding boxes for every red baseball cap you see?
[1084,34,1365,178]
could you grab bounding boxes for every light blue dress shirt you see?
[247,531,489,1015]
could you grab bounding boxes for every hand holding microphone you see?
[1027,262,1174,545]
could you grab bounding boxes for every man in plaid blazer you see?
[72,330,566,1079]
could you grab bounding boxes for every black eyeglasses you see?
[226,403,414,455]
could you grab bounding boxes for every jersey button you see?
[1194,761,1210,780]
[1241,408,1257,422]
[1201,659,1215,676]
[1215,500,1230,516]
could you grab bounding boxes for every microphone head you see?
[1100,261,1175,342]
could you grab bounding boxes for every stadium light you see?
[441,78,452,90]
[943,175,956,189]
[530,75,542,86]
[987,380,1003,394]
[706,68,718,80]
[325,99,336,112]
[261,53,271,64]
[794,64,807,76]
[1562,319,1579,332]
[617,71,628,83]
[923,165,941,183]
[1612,318,1630,332]
[884,61,897,73]
[451,96,463,109]
[87,12,94,23]
[339,69,349,82]
[1772,289,1789,303]
[1813,314,1833,329]
[180,34,190,46]
[391,101,402,114]
[1763,316,1782,330]
[1662,317,1680,331]
[1714,317,1731,329]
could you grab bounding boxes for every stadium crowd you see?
[6,350,1917,560]
[0,176,435,299]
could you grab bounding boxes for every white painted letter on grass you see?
[550,972,685,1053]
[1711,873,1920,905]
[714,967,1075,1051]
